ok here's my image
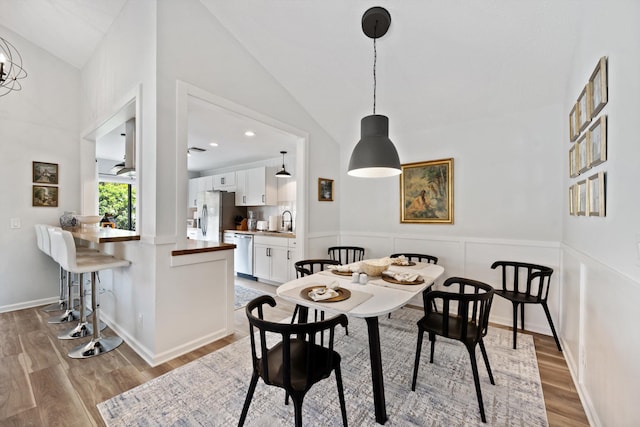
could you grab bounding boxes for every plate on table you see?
[381,275,425,285]
[331,270,353,276]
[300,286,351,302]
[391,260,416,266]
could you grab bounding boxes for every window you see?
[98,181,136,231]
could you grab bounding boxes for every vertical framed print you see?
[318,178,334,201]
[576,180,587,216]
[577,83,592,133]
[588,115,607,167]
[576,134,590,175]
[569,184,577,215]
[569,104,579,142]
[588,171,606,217]
[589,56,608,118]
[569,144,578,178]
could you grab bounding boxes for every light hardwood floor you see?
[1,279,589,426]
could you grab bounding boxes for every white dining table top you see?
[276,262,445,318]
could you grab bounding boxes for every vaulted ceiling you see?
[1,0,586,166]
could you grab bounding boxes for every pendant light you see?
[275,151,292,178]
[348,6,401,178]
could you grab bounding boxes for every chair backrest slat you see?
[328,246,365,264]
[490,261,554,302]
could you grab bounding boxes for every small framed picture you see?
[588,115,607,167]
[569,144,578,178]
[576,180,587,216]
[589,56,608,118]
[569,184,577,216]
[33,185,59,207]
[569,103,579,142]
[577,83,592,133]
[588,171,606,217]
[33,161,59,184]
[576,134,590,174]
[318,178,334,201]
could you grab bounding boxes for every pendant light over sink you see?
[348,6,401,178]
[275,151,292,178]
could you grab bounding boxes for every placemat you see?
[280,284,373,312]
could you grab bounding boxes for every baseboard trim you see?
[0,296,59,314]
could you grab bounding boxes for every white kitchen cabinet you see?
[188,176,213,207]
[254,235,292,284]
[212,172,236,191]
[286,238,301,281]
[235,166,276,206]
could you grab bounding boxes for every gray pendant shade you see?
[348,115,401,177]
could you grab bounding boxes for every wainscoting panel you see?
[306,232,339,259]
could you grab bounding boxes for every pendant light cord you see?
[372,20,378,115]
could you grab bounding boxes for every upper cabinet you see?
[212,172,236,191]
[188,176,213,207]
[235,166,277,206]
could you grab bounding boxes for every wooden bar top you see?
[172,240,236,256]
[71,227,141,244]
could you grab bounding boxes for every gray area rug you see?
[234,284,267,309]
[98,307,548,426]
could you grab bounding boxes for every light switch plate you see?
[10,218,20,229]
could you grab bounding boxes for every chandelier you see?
[0,36,27,96]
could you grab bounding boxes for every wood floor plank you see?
[0,355,35,419]
[17,330,63,374]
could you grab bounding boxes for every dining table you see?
[276,260,445,425]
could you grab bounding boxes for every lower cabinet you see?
[254,236,297,284]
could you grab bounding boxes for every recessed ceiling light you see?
[209,142,219,147]
[244,130,255,137]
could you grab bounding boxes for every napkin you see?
[308,286,339,301]
[327,262,360,273]
[391,255,411,266]
[382,270,421,282]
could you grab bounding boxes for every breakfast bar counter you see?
[71,227,140,244]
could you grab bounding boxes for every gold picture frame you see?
[589,56,608,118]
[318,178,334,201]
[577,83,592,133]
[400,158,453,224]
[569,144,578,178]
[588,171,606,217]
[576,134,590,175]
[588,115,607,167]
[569,184,577,216]
[576,180,587,216]
[569,103,579,142]
[33,185,59,207]
[33,161,59,184]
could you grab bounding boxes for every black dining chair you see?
[390,252,438,265]
[411,277,495,423]
[490,260,561,351]
[388,252,439,317]
[328,246,365,265]
[239,295,349,427]
[291,259,348,336]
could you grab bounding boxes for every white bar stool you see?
[35,224,67,312]
[49,229,131,358]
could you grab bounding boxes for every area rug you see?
[98,307,548,426]
[234,285,267,309]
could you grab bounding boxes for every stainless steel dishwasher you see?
[234,233,254,277]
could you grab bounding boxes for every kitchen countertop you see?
[224,230,295,238]
[71,227,140,243]
[172,240,236,256]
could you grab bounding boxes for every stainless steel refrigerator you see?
[196,191,247,241]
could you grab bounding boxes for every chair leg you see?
[478,339,495,385]
[511,301,519,349]
[429,332,436,363]
[238,372,259,427]
[291,305,300,324]
[520,303,526,331]
[335,365,349,426]
[467,345,487,423]
[541,302,562,351]
[292,395,304,427]
[411,328,424,391]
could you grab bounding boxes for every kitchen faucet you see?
[282,210,293,232]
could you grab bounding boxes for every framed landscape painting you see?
[33,161,58,184]
[400,158,453,224]
[33,185,58,207]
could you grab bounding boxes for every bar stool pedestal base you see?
[68,336,123,359]
[58,320,106,340]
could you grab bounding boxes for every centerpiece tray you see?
[331,270,353,276]
[381,275,425,285]
[300,286,351,302]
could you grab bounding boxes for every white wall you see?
[0,25,80,311]
[561,2,640,425]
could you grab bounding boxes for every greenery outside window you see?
[98,182,136,230]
